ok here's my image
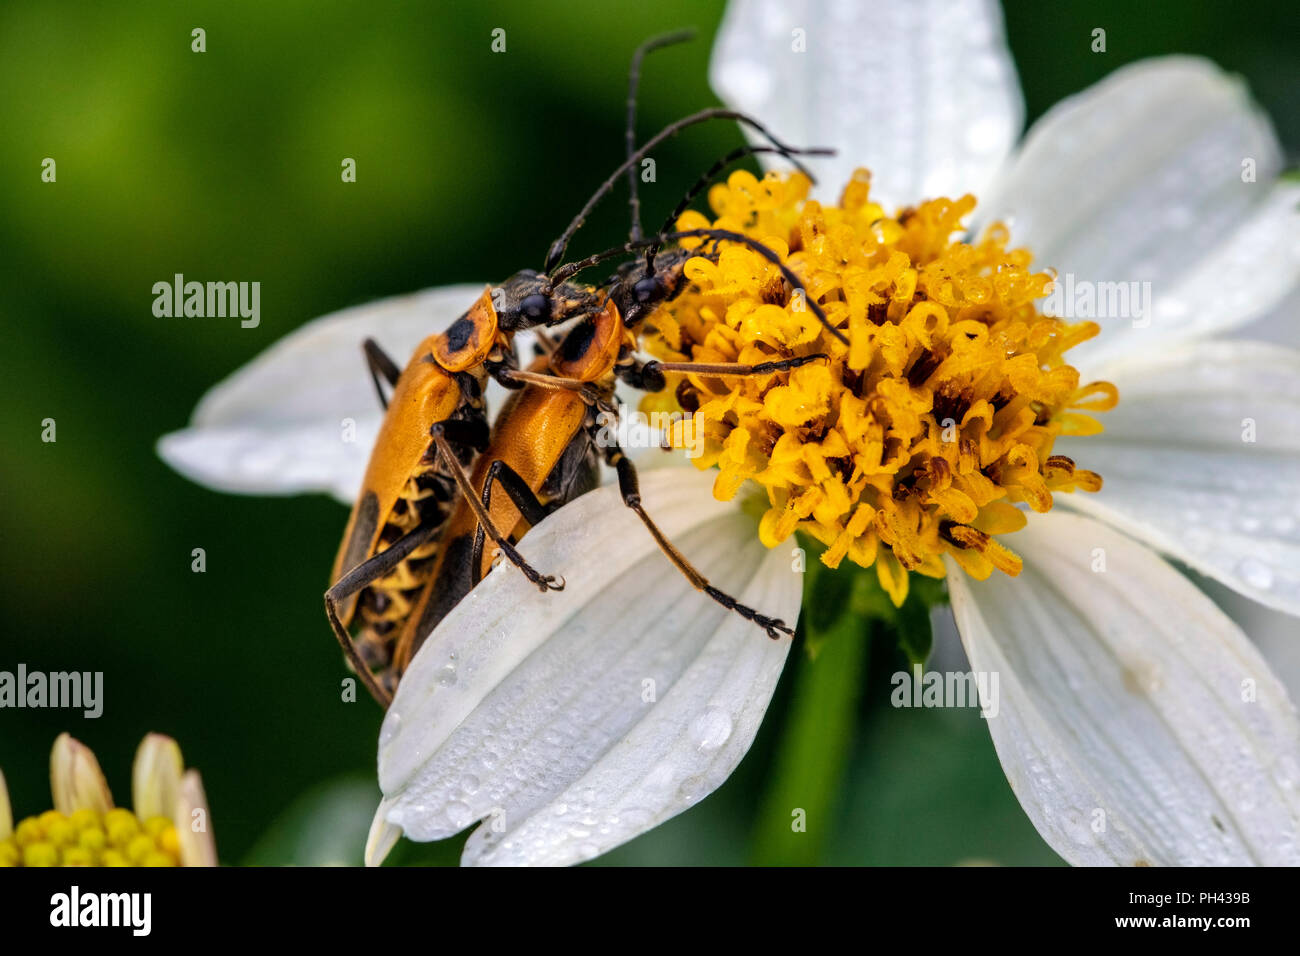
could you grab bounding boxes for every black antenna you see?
[548,228,849,346]
[643,143,834,271]
[543,108,816,274]
[625,30,697,243]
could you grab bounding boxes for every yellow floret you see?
[643,168,1114,603]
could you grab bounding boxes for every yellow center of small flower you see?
[641,168,1116,605]
[1,808,180,867]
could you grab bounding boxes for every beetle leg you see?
[363,338,402,410]
[591,425,794,640]
[470,459,555,587]
[496,368,601,405]
[429,427,564,593]
[325,521,441,708]
[485,346,523,390]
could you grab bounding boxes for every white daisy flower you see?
[160,0,1300,866]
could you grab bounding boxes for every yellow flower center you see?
[1,808,180,867]
[641,168,1116,605]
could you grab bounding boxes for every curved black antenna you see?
[643,143,835,271]
[546,238,681,287]
[543,108,818,274]
[626,30,697,243]
[548,228,849,346]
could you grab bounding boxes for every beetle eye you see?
[632,277,661,304]
[519,293,550,322]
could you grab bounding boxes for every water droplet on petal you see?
[676,776,706,804]
[1238,558,1274,590]
[445,801,474,828]
[690,706,733,752]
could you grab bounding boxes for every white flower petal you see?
[370,466,800,867]
[1120,181,1300,361]
[1239,283,1300,351]
[1067,182,1300,369]
[947,510,1300,866]
[1203,577,1300,710]
[158,284,485,503]
[1059,339,1300,616]
[710,0,1022,207]
[978,57,1287,367]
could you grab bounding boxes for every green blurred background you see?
[2,0,1295,866]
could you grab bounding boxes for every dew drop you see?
[676,775,706,804]
[690,706,733,752]
[436,664,458,687]
[460,774,480,796]
[445,801,474,829]
[1238,558,1274,590]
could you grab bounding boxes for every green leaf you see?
[894,590,933,667]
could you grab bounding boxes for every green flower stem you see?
[750,571,867,865]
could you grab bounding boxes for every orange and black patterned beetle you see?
[326,32,836,706]
[324,272,604,707]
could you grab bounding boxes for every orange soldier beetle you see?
[324,166,823,709]
[324,274,606,706]
[326,32,836,706]
[329,220,834,706]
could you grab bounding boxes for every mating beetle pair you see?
[326,32,841,707]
